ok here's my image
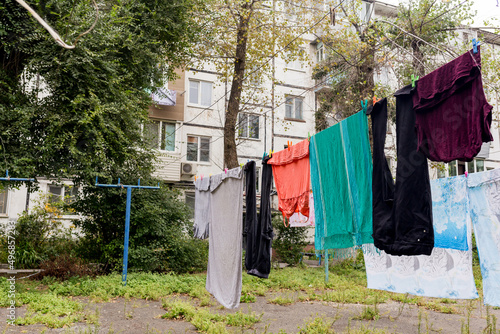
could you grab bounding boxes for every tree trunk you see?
[224,4,253,169]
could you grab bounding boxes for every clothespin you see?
[224,168,228,174]
[472,38,480,54]
[239,163,244,168]
[465,171,468,178]
[373,96,381,105]
[308,132,311,142]
[263,152,267,160]
[411,74,419,88]
[201,175,203,180]
[195,175,197,181]
[361,99,368,114]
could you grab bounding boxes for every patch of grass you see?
[240,292,257,303]
[268,294,296,306]
[162,299,261,333]
[417,300,457,314]
[298,317,336,333]
[14,293,84,328]
[225,310,262,327]
[353,305,380,321]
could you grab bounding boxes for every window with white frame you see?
[189,80,212,107]
[48,185,79,214]
[316,42,324,63]
[285,50,305,71]
[187,136,210,162]
[185,191,195,219]
[0,188,7,214]
[144,120,176,151]
[238,113,259,139]
[285,96,303,120]
[438,159,485,178]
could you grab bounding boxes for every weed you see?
[298,317,335,334]
[354,305,380,321]
[484,305,498,334]
[268,294,296,306]
[162,299,261,332]
[240,292,257,303]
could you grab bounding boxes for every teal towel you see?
[310,111,373,250]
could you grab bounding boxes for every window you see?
[144,120,176,151]
[63,185,78,205]
[48,185,79,205]
[316,42,324,63]
[439,159,486,178]
[189,80,212,107]
[238,113,259,139]
[285,96,303,120]
[0,188,7,214]
[187,136,210,162]
[185,191,195,220]
[48,185,63,204]
[285,50,304,71]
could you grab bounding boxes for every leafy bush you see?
[271,214,308,266]
[72,179,208,274]
[0,196,78,269]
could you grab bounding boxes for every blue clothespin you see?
[263,152,267,160]
[361,99,368,114]
[411,74,419,88]
[472,38,480,54]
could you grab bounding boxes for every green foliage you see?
[0,0,205,183]
[0,196,77,269]
[162,298,261,333]
[72,181,208,273]
[298,317,336,334]
[271,214,309,266]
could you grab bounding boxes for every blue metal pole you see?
[122,186,132,285]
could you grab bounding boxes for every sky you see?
[381,0,500,27]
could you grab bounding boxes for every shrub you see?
[271,213,308,266]
[72,179,208,274]
[0,196,78,269]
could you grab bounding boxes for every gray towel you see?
[193,176,211,239]
[206,167,243,309]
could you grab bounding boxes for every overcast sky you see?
[381,0,500,27]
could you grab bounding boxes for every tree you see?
[385,0,474,82]
[312,0,391,130]
[0,0,204,183]
[312,0,478,129]
[197,0,325,168]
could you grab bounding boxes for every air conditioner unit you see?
[181,163,197,176]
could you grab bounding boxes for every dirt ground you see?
[1,292,499,334]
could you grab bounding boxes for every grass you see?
[0,258,493,332]
[162,298,261,333]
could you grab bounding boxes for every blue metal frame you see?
[0,170,35,182]
[95,177,160,285]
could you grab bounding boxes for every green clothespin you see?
[411,74,419,88]
[361,99,368,114]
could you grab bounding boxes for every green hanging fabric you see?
[310,110,373,250]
